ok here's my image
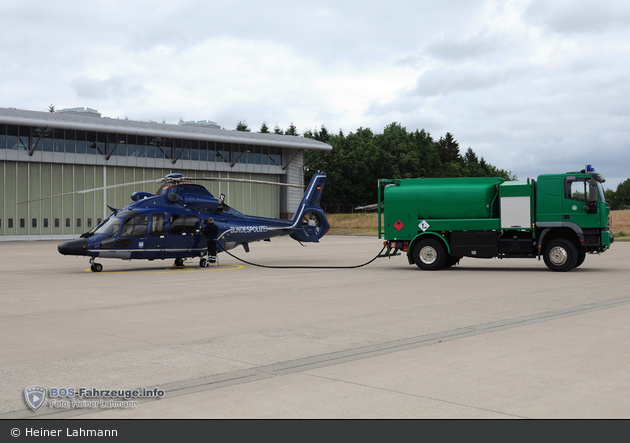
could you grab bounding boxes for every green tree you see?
[285,123,298,136]
[437,132,461,164]
[235,121,251,132]
[315,125,331,143]
[273,124,284,135]
[259,122,270,133]
[613,178,630,208]
[48,104,55,113]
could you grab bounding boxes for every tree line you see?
[605,180,630,209]
[301,123,515,207]
[236,120,630,209]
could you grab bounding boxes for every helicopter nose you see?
[58,239,88,256]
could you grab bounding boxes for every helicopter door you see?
[116,215,149,258]
[142,213,167,256]
[162,214,201,255]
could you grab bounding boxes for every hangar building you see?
[0,107,331,240]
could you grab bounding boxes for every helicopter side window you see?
[120,215,149,237]
[151,214,165,236]
[168,214,198,234]
[169,214,184,234]
[183,215,199,234]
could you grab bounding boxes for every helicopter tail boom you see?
[289,173,330,243]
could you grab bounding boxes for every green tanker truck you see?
[378,165,613,271]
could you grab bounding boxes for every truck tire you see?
[413,238,447,270]
[543,238,578,272]
[574,251,586,268]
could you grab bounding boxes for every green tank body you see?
[384,177,504,220]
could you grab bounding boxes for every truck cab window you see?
[565,178,598,213]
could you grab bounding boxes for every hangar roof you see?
[0,107,332,151]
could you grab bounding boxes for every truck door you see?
[562,177,601,228]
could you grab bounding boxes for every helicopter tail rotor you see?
[289,173,329,243]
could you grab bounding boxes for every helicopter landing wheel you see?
[90,263,103,272]
[199,258,208,268]
[174,258,185,267]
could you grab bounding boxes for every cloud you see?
[1,0,629,188]
[424,34,512,62]
[412,67,516,97]
[525,0,630,34]
[72,76,146,101]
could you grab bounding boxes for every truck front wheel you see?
[413,238,447,270]
[543,239,578,272]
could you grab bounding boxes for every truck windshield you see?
[597,182,606,202]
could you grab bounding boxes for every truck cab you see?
[534,166,612,269]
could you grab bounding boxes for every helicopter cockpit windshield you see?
[93,217,122,236]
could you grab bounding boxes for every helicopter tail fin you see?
[289,173,330,243]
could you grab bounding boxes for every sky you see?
[1,0,629,189]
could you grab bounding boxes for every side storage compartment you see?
[450,231,498,258]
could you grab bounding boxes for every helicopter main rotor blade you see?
[19,175,303,205]
[186,177,304,188]
[18,178,163,204]
[77,178,163,194]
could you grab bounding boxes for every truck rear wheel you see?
[413,238,447,270]
[543,239,578,272]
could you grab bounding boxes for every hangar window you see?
[64,130,76,153]
[32,218,37,228]
[20,218,25,228]
[66,218,70,228]
[6,125,20,150]
[75,131,87,154]
[44,218,49,228]
[0,123,5,149]
[8,218,13,229]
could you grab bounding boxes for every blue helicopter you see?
[57,173,329,272]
